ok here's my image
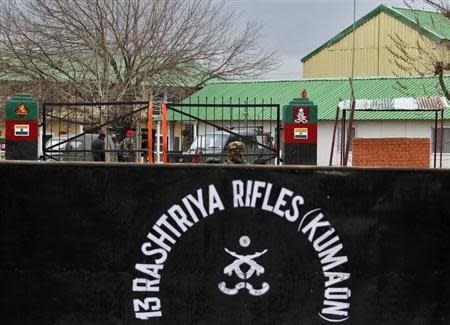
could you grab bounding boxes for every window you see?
[431,128,450,153]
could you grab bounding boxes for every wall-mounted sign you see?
[14,124,30,137]
[15,103,29,117]
[132,180,351,323]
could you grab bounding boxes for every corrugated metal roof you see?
[392,7,450,40]
[182,76,450,121]
[301,5,450,62]
[338,96,448,110]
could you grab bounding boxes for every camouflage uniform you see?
[225,141,248,165]
[120,137,136,162]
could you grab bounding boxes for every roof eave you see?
[388,7,444,43]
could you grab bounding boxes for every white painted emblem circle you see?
[239,235,251,247]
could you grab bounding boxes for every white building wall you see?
[318,120,449,168]
[172,119,449,168]
[195,121,278,134]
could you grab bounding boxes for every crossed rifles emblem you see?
[218,236,270,296]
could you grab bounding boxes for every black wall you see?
[1,162,449,324]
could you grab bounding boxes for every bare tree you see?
[387,0,450,99]
[0,0,277,102]
[421,0,450,17]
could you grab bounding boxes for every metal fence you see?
[42,101,151,162]
[165,98,281,165]
[41,97,281,165]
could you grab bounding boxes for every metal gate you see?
[42,98,281,164]
[165,99,281,165]
[42,100,151,162]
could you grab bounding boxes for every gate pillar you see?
[5,93,39,160]
[283,90,317,165]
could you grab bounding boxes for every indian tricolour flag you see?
[294,127,308,139]
[14,124,30,136]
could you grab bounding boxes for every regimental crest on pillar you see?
[282,88,317,165]
[294,107,309,124]
[15,103,29,117]
[5,94,39,160]
[218,235,270,296]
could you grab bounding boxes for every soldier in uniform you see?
[225,141,248,165]
[120,130,136,162]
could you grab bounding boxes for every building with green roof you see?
[301,5,450,78]
[178,5,450,167]
[182,75,449,166]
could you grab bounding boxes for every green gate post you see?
[283,90,318,165]
[5,93,39,160]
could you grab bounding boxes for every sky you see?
[222,0,431,79]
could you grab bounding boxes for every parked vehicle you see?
[169,127,276,164]
[44,135,68,160]
[61,133,118,162]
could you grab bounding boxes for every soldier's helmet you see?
[227,141,245,151]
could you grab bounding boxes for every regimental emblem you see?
[218,235,270,296]
[15,103,29,117]
[294,108,308,124]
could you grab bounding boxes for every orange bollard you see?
[147,100,153,163]
[162,102,167,164]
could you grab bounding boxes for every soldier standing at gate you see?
[120,130,136,162]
